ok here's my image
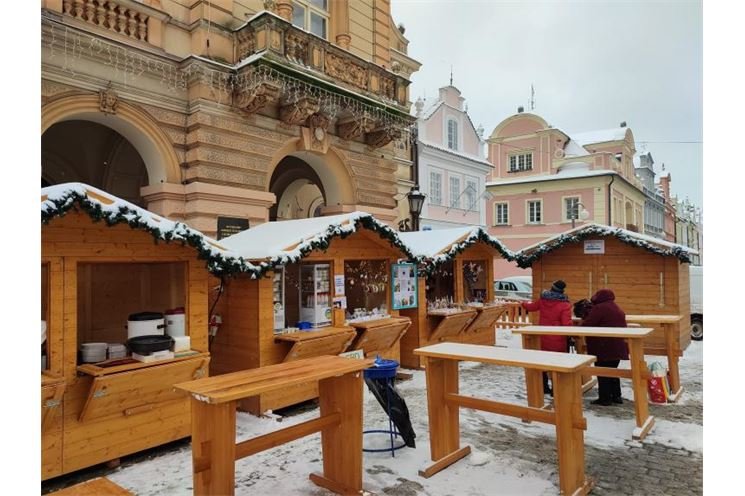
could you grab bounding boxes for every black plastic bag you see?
[364,377,416,448]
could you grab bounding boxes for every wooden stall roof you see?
[398,226,515,272]
[220,211,415,275]
[515,223,698,268]
[41,183,258,276]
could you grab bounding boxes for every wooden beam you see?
[235,412,341,460]
[587,366,650,380]
[419,446,471,479]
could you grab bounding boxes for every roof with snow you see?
[515,223,696,268]
[572,127,629,146]
[486,166,616,188]
[419,140,492,167]
[219,212,414,275]
[563,139,590,158]
[41,183,257,276]
[398,226,514,272]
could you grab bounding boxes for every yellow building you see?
[41,0,420,236]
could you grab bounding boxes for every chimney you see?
[517,106,524,113]
[620,121,627,128]
[659,175,671,200]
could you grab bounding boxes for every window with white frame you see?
[494,202,509,225]
[429,171,442,205]
[508,153,533,172]
[527,200,542,224]
[465,179,478,211]
[449,176,461,209]
[564,196,580,222]
[447,119,458,150]
[292,0,328,39]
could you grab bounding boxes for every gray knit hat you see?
[551,280,566,293]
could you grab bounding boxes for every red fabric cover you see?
[582,289,630,360]
[522,298,572,352]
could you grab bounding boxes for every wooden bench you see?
[175,355,373,496]
[414,343,595,496]
[513,326,656,440]
[348,317,411,357]
[625,314,685,401]
[49,477,132,495]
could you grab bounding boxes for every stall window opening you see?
[344,260,389,321]
[426,261,455,308]
[463,260,487,303]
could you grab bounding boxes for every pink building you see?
[485,108,647,278]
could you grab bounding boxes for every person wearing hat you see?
[521,279,572,395]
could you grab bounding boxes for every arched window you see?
[447,119,458,150]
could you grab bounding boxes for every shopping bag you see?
[647,361,669,404]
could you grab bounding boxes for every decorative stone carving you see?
[285,32,308,66]
[237,31,256,60]
[337,115,375,141]
[263,0,277,11]
[365,126,401,149]
[279,97,319,126]
[99,82,118,114]
[62,1,149,41]
[235,82,281,114]
[381,77,396,101]
[325,52,368,90]
[276,2,293,21]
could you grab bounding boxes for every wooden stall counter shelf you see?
[427,307,478,342]
[48,477,132,496]
[462,303,510,335]
[274,326,356,362]
[413,343,595,496]
[348,316,411,358]
[175,355,374,496]
[76,351,208,377]
[625,314,685,402]
[42,373,66,433]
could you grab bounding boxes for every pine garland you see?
[41,187,257,277]
[416,228,516,276]
[515,225,693,268]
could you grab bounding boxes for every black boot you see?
[591,398,612,406]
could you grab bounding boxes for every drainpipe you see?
[607,174,616,226]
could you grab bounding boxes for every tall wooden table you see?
[625,314,685,401]
[414,343,595,496]
[175,355,373,496]
[514,326,656,440]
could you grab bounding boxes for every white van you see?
[494,276,532,300]
[689,265,702,340]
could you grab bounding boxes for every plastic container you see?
[126,312,165,339]
[172,335,191,352]
[364,357,399,380]
[297,321,312,330]
[165,307,186,337]
[80,342,108,363]
[107,343,128,359]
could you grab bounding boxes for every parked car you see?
[494,276,533,300]
[690,265,702,340]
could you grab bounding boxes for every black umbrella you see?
[365,376,416,448]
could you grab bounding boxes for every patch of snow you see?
[486,169,617,188]
[572,127,629,146]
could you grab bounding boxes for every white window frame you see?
[563,196,581,222]
[494,202,509,225]
[508,152,533,172]
[465,178,478,211]
[526,199,543,224]
[447,119,459,151]
[449,176,461,209]
[429,170,442,205]
[292,0,328,39]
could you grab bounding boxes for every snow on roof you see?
[41,183,257,276]
[516,222,696,268]
[419,100,443,120]
[563,139,590,157]
[220,212,413,273]
[419,140,492,167]
[398,226,514,270]
[486,168,616,188]
[572,127,629,146]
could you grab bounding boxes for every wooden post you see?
[552,371,591,496]
[312,371,364,494]
[191,399,236,496]
[521,334,545,409]
[664,323,682,398]
[424,356,460,461]
[628,339,655,440]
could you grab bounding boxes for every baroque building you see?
[41,0,420,237]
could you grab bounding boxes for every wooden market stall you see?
[397,227,516,369]
[515,223,697,386]
[41,183,252,480]
[209,212,413,414]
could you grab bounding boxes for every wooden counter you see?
[427,308,478,342]
[76,351,208,377]
[275,326,356,362]
[348,317,411,358]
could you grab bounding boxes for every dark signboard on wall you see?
[216,217,249,240]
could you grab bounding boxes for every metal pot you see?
[126,312,165,339]
[127,335,174,355]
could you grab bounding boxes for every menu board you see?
[391,263,418,310]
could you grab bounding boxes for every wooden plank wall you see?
[41,211,211,479]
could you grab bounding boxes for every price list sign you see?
[391,263,418,310]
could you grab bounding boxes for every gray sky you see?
[391,0,703,208]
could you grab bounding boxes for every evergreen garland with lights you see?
[416,228,516,276]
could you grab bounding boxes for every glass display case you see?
[272,268,285,331]
[299,263,331,328]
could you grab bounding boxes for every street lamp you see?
[571,202,590,228]
[407,185,426,231]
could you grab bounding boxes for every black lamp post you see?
[407,186,426,231]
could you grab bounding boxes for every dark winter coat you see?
[582,289,629,361]
[522,290,572,352]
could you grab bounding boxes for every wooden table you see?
[514,326,656,440]
[625,314,685,401]
[175,355,373,496]
[49,477,132,495]
[348,317,411,357]
[426,308,478,341]
[414,343,595,496]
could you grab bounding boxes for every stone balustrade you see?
[62,0,148,42]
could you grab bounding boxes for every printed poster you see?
[391,263,418,310]
[584,239,605,254]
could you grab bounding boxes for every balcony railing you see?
[62,0,148,41]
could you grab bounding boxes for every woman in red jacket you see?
[581,288,628,406]
[521,280,572,395]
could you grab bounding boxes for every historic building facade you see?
[484,109,647,277]
[41,0,420,237]
[634,151,667,239]
[410,84,492,230]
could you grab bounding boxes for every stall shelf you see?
[40,183,253,480]
[210,212,414,414]
[397,227,515,369]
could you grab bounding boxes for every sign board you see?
[584,240,605,254]
[391,263,418,310]
[333,296,347,310]
[339,349,364,359]
[216,217,249,240]
[334,275,345,296]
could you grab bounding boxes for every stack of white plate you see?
[107,343,127,359]
[80,342,107,363]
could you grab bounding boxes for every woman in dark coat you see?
[581,288,628,406]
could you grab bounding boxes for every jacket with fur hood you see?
[522,290,572,352]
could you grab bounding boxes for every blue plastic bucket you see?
[297,321,312,330]
[364,357,399,380]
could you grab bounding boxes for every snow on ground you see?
[104,330,703,495]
